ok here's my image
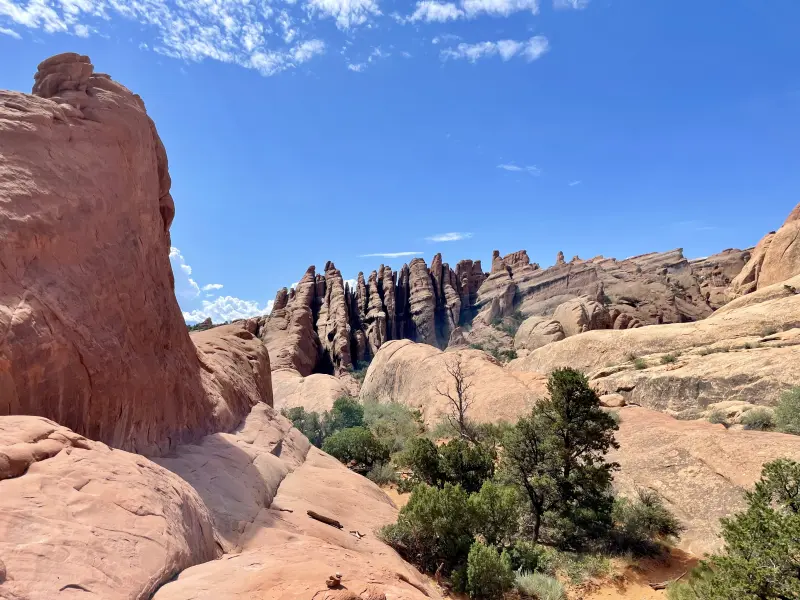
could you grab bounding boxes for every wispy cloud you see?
[359,251,423,258]
[441,36,549,63]
[568,180,581,186]
[408,1,463,22]
[0,26,21,39]
[169,247,200,299]
[202,283,224,291]
[554,0,590,9]
[306,0,381,29]
[426,232,473,242]
[498,163,541,176]
[462,0,538,18]
[348,62,366,72]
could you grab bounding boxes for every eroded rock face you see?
[272,368,354,414]
[0,53,267,454]
[729,203,800,296]
[514,317,566,351]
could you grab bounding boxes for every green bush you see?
[610,489,683,555]
[398,437,442,488]
[553,552,611,585]
[438,439,495,493]
[366,462,397,485]
[634,358,647,370]
[379,483,473,573]
[667,459,800,599]
[281,406,327,447]
[363,400,423,454]
[466,541,514,599]
[322,427,389,474]
[775,387,800,435]
[740,408,775,431]
[351,360,371,384]
[468,481,521,547]
[327,396,365,431]
[515,571,565,600]
[707,409,728,426]
[506,540,553,574]
[661,354,677,364]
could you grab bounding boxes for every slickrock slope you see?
[510,275,800,415]
[0,54,439,600]
[729,202,800,296]
[272,368,357,413]
[359,340,548,425]
[0,53,267,454]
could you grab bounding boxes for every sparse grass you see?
[707,409,729,427]
[366,461,398,485]
[698,345,731,356]
[740,408,775,431]
[775,387,800,435]
[661,354,677,364]
[515,571,565,600]
[761,326,779,338]
[552,552,611,585]
[351,359,371,384]
[634,358,647,370]
[625,352,638,362]
[675,409,703,421]
[469,343,485,351]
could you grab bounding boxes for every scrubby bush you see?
[661,354,677,364]
[363,400,423,454]
[438,439,495,493]
[466,541,514,599]
[398,437,442,489]
[554,552,611,584]
[667,459,800,599]
[366,462,397,485]
[515,571,565,600]
[380,483,473,573]
[505,540,553,574]
[610,488,683,555]
[351,360,371,384]
[706,409,728,426]
[468,481,521,547]
[327,396,364,431]
[740,408,775,431]
[634,358,647,370]
[322,427,389,474]
[281,406,327,447]
[775,387,800,435]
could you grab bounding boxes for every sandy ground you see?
[383,485,412,509]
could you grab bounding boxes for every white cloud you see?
[498,163,541,175]
[74,22,89,36]
[408,1,463,22]
[554,0,589,9]
[568,180,581,186]
[432,33,461,44]
[344,278,357,289]
[169,247,201,299]
[202,283,224,291]
[348,62,365,71]
[0,26,21,38]
[462,0,538,18]
[441,35,549,62]
[426,232,473,242]
[305,0,381,30]
[183,296,273,324]
[359,251,423,258]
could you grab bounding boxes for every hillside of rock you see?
[0,54,439,600]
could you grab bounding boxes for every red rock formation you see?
[407,257,437,346]
[0,53,268,454]
[317,261,353,373]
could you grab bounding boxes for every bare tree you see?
[435,355,475,440]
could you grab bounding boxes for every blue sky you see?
[2,0,799,323]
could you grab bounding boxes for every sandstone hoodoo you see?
[0,54,439,600]
[259,245,752,378]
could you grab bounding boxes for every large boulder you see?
[0,53,268,454]
[728,202,800,296]
[552,296,611,337]
[272,368,354,414]
[514,316,566,351]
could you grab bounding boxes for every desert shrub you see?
[706,409,728,426]
[666,459,800,599]
[740,408,775,431]
[366,461,397,485]
[498,349,518,362]
[322,427,389,474]
[281,406,327,447]
[379,483,473,573]
[398,437,442,488]
[552,552,611,585]
[466,541,514,599]
[625,352,638,362]
[438,439,496,493]
[469,343,485,351]
[661,354,677,364]
[327,396,364,431]
[515,571,565,600]
[468,481,521,547]
[634,358,647,370]
[610,489,683,555]
[506,540,553,574]
[363,400,423,454]
[351,359,371,384]
[761,326,779,338]
[775,387,800,435]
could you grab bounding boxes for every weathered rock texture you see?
[728,202,800,296]
[262,244,754,377]
[0,54,439,600]
[272,368,355,414]
[0,53,269,454]
[359,340,548,425]
[511,275,800,415]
